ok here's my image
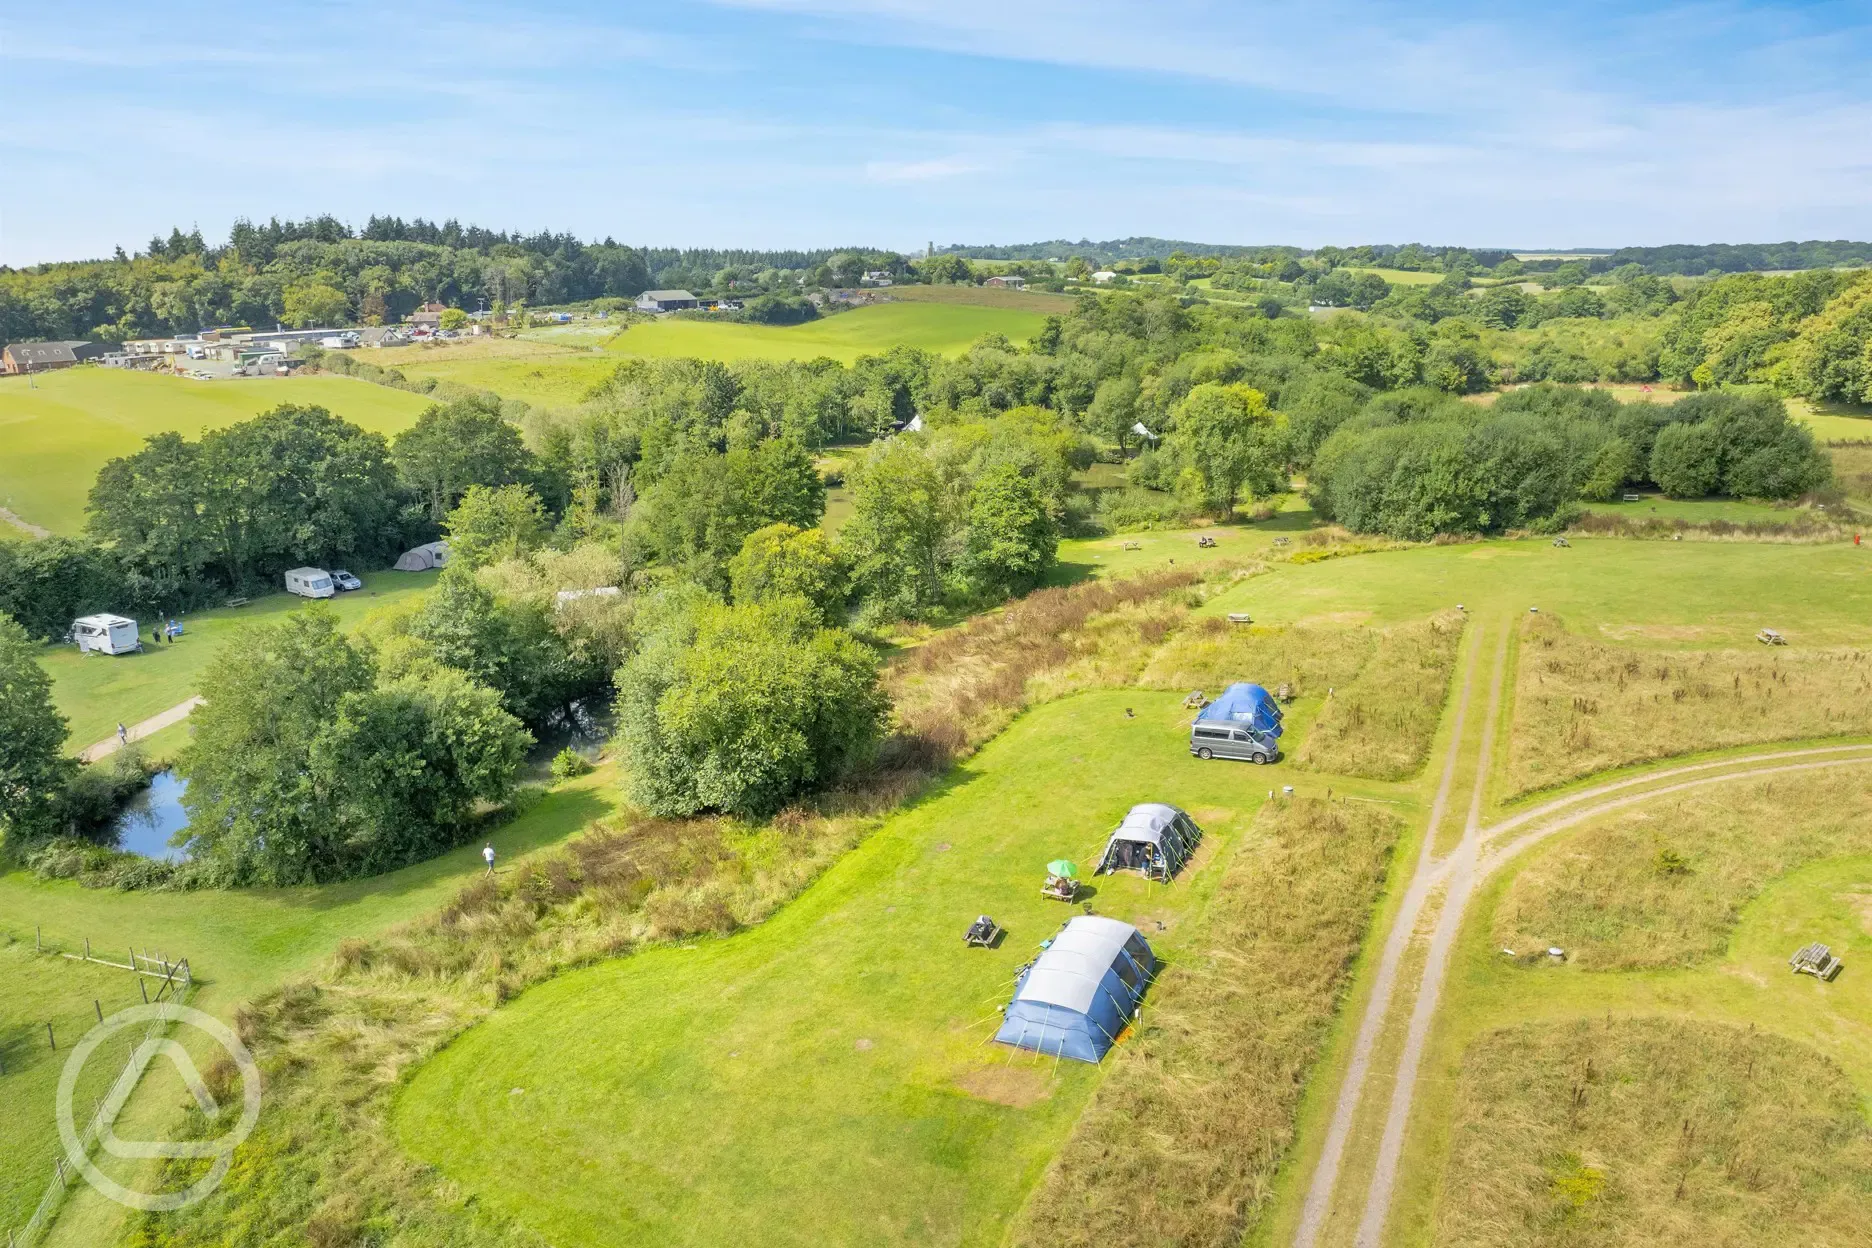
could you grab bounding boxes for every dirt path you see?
[1291,616,1496,1248]
[78,696,205,762]
[1336,739,1872,1245]
[0,505,52,538]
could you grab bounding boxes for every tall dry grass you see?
[1508,613,1872,796]
[1011,798,1401,1248]
[1296,610,1465,780]
[1138,615,1376,696]
[1433,1017,1872,1248]
[885,566,1209,762]
[1494,767,1872,970]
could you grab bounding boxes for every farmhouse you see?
[2,340,111,373]
[635,289,700,313]
[408,302,448,329]
[983,275,1027,290]
[995,916,1156,1062]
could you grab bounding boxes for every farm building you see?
[994,916,1156,1062]
[409,302,448,329]
[2,340,111,374]
[983,275,1027,290]
[635,289,700,313]
[1095,803,1204,881]
[394,540,451,571]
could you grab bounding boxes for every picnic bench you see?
[1226,612,1253,625]
[1622,492,1642,502]
[1272,536,1291,546]
[1182,689,1208,709]
[224,597,250,609]
[1552,536,1570,548]
[1790,942,1842,981]
[1276,682,1294,701]
[1041,875,1079,902]
[1121,541,1142,551]
[965,915,1003,948]
[1196,534,1217,548]
[1758,628,1788,646]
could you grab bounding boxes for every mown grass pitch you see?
[395,690,1269,1248]
[606,299,1048,363]
[39,571,440,754]
[0,370,434,537]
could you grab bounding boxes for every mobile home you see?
[70,614,142,655]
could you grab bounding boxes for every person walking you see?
[483,843,496,874]
[116,722,128,747]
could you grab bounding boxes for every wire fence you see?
[3,933,194,1248]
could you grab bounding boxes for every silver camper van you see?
[1190,721,1278,764]
[70,614,143,655]
[284,567,336,599]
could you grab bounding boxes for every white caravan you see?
[284,567,336,598]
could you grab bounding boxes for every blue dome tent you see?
[1196,682,1283,737]
[994,916,1156,1063]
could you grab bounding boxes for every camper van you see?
[71,614,142,655]
[1189,722,1278,764]
[284,567,336,599]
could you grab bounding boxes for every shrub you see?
[550,748,594,780]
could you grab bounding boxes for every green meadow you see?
[396,690,1265,1248]
[0,371,433,536]
[608,300,1048,364]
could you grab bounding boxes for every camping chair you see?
[1041,874,1079,902]
[965,915,1002,948]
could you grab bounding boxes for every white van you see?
[71,614,142,655]
[284,567,336,598]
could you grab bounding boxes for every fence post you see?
[140,978,149,1005]
[46,1023,54,1052]
[95,1000,103,1024]
[84,937,90,962]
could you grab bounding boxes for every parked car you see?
[330,569,363,592]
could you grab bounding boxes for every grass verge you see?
[1432,1017,1872,1247]
[1295,611,1465,780]
[1011,796,1402,1248]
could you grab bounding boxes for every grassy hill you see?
[0,371,433,537]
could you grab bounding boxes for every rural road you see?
[79,696,205,762]
[1291,616,1872,1248]
[0,505,52,538]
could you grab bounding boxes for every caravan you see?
[284,567,336,598]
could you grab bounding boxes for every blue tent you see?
[1196,682,1283,736]
[995,917,1156,1063]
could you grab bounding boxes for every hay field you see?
[0,370,433,536]
[1507,613,1872,795]
[1493,767,1872,970]
[1432,1018,1872,1247]
[361,336,619,406]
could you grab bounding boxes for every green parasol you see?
[1046,859,1080,879]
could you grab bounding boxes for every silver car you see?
[1190,722,1278,764]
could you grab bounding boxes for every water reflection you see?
[114,770,190,861]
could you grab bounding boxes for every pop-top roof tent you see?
[1096,803,1204,881]
[1196,682,1283,737]
[394,540,451,571]
[994,916,1156,1063]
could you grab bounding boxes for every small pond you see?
[113,770,191,861]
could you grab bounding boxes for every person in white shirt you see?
[483,843,496,873]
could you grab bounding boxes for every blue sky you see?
[3,0,1869,264]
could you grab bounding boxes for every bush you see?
[549,748,594,780]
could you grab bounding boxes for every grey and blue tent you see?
[1197,682,1283,737]
[1095,803,1204,880]
[994,916,1156,1062]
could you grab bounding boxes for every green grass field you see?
[608,300,1048,364]
[396,690,1266,1248]
[363,338,620,407]
[1,763,620,1244]
[0,370,433,536]
[40,572,439,754]
[1200,537,1872,644]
